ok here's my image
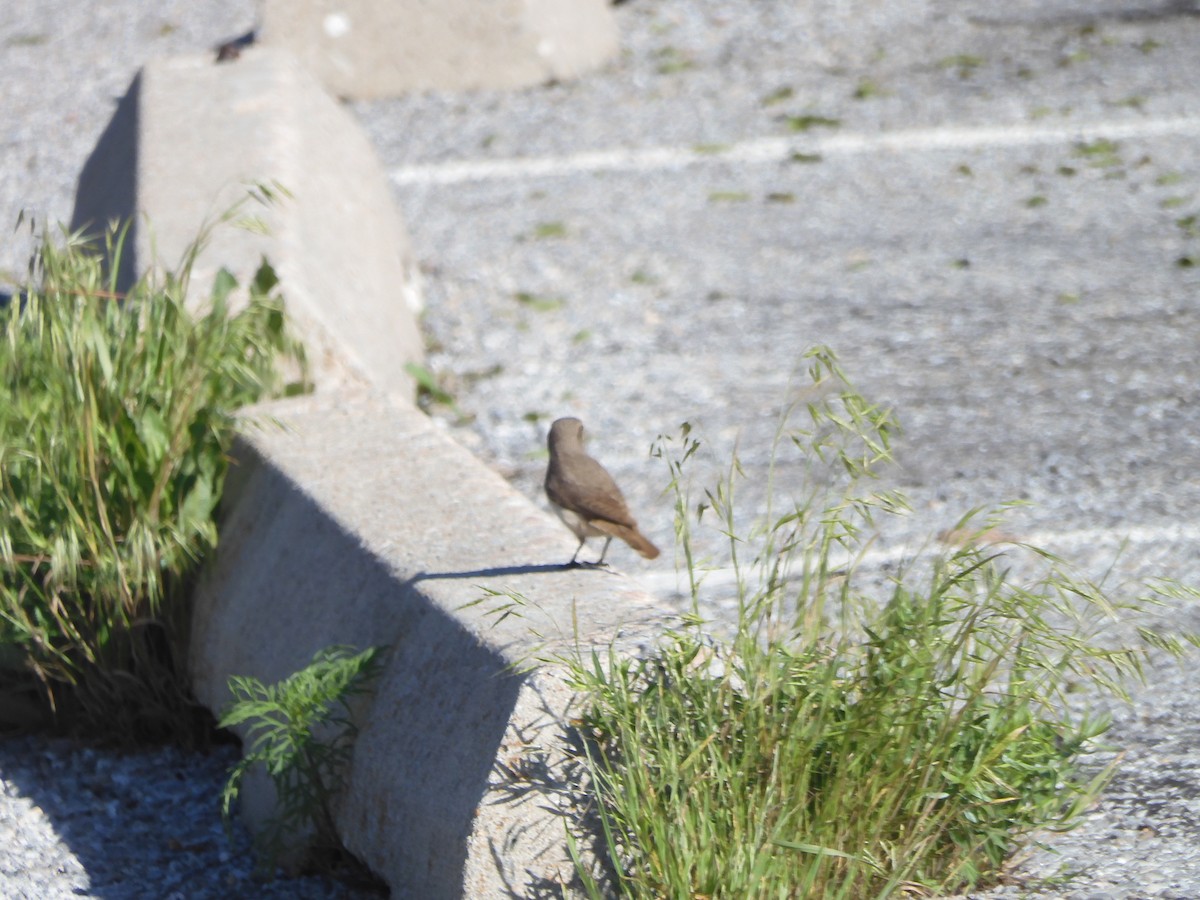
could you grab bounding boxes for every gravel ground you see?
[0,735,370,900]
[3,0,1200,897]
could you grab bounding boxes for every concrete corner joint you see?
[71,49,424,401]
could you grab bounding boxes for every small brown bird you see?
[545,417,660,566]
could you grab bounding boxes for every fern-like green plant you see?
[219,645,385,872]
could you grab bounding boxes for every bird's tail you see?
[597,521,660,559]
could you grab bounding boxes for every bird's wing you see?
[546,455,638,528]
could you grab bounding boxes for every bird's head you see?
[548,417,586,453]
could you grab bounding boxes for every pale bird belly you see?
[550,502,605,539]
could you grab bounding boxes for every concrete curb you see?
[70,45,671,898]
[191,394,667,897]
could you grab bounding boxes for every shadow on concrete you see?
[972,1,1200,27]
[405,561,617,583]
[191,433,532,897]
[70,71,140,292]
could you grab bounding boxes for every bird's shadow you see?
[405,561,614,586]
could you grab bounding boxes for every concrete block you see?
[71,50,423,402]
[189,393,669,897]
[261,0,619,98]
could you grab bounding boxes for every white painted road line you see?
[391,115,1200,186]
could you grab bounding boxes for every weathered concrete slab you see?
[71,49,423,401]
[260,0,619,98]
[189,393,669,898]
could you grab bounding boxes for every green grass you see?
[853,78,883,100]
[515,290,565,312]
[761,86,795,107]
[783,114,841,133]
[0,208,304,741]
[939,54,985,77]
[405,361,462,415]
[564,347,1196,898]
[654,47,694,75]
[5,33,48,47]
[1073,139,1122,169]
[530,221,568,240]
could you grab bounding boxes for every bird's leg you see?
[594,536,613,566]
[568,536,586,566]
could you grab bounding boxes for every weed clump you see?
[567,347,1195,898]
[0,212,304,742]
